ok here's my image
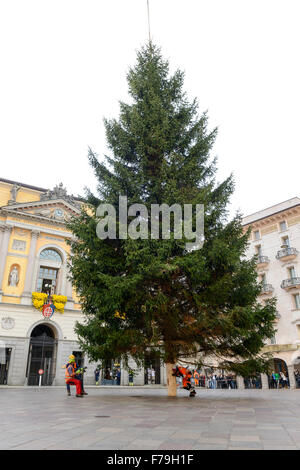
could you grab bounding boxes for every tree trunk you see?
[166,363,177,397]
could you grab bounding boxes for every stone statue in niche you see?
[8,266,19,287]
[8,184,21,205]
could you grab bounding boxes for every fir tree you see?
[68,43,276,396]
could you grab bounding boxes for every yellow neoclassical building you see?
[0,178,100,386]
[0,178,158,388]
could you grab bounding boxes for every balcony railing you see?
[260,284,274,295]
[276,247,298,261]
[256,255,270,265]
[281,277,300,290]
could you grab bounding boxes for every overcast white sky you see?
[0,0,299,217]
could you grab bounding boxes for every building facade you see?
[0,178,164,386]
[242,197,300,388]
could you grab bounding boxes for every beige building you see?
[243,197,300,389]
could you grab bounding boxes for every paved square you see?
[1,387,300,450]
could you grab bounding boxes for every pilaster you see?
[21,230,40,305]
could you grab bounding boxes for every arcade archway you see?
[26,323,58,385]
[268,358,289,389]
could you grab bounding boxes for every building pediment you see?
[1,199,81,225]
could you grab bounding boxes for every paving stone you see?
[197,437,228,445]
[1,387,300,449]
[192,444,228,450]
[230,435,260,442]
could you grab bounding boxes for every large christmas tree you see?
[68,43,276,396]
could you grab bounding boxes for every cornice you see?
[1,198,80,214]
[0,301,82,315]
[243,206,300,230]
[1,220,72,238]
[0,208,68,227]
[261,343,299,353]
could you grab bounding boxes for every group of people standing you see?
[269,370,289,389]
[175,369,237,389]
[94,366,121,385]
[206,373,237,389]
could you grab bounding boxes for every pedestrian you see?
[274,371,280,388]
[280,371,288,388]
[271,371,277,389]
[294,370,300,388]
[116,368,121,386]
[212,374,217,388]
[94,366,100,385]
[193,370,199,387]
[147,368,152,384]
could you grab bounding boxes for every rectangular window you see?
[261,274,267,286]
[270,336,276,345]
[37,267,58,294]
[254,230,260,240]
[280,221,287,231]
[255,245,262,256]
[282,236,290,247]
[294,294,300,309]
[289,267,296,279]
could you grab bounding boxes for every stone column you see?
[0,224,4,251]
[236,375,245,390]
[0,225,12,301]
[260,373,269,389]
[21,230,40,305]
[121,361,129,386]
[161,363,167,386]
[287,365,296,389]
[65,252,74,309]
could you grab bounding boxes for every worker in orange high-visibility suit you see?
[194,370,200,387]
[172,366,196,397]
[65,357,83,397]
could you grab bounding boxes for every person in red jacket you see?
[172,365,196,397]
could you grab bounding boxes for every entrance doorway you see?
[27,324,57,386]
[0,347,12,385]
[268,358,289,388]
[144,351,161,385]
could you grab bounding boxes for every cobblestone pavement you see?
[1,387,300,450]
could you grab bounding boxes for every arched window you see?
[40,249,62,263]
[36,248,63,295]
